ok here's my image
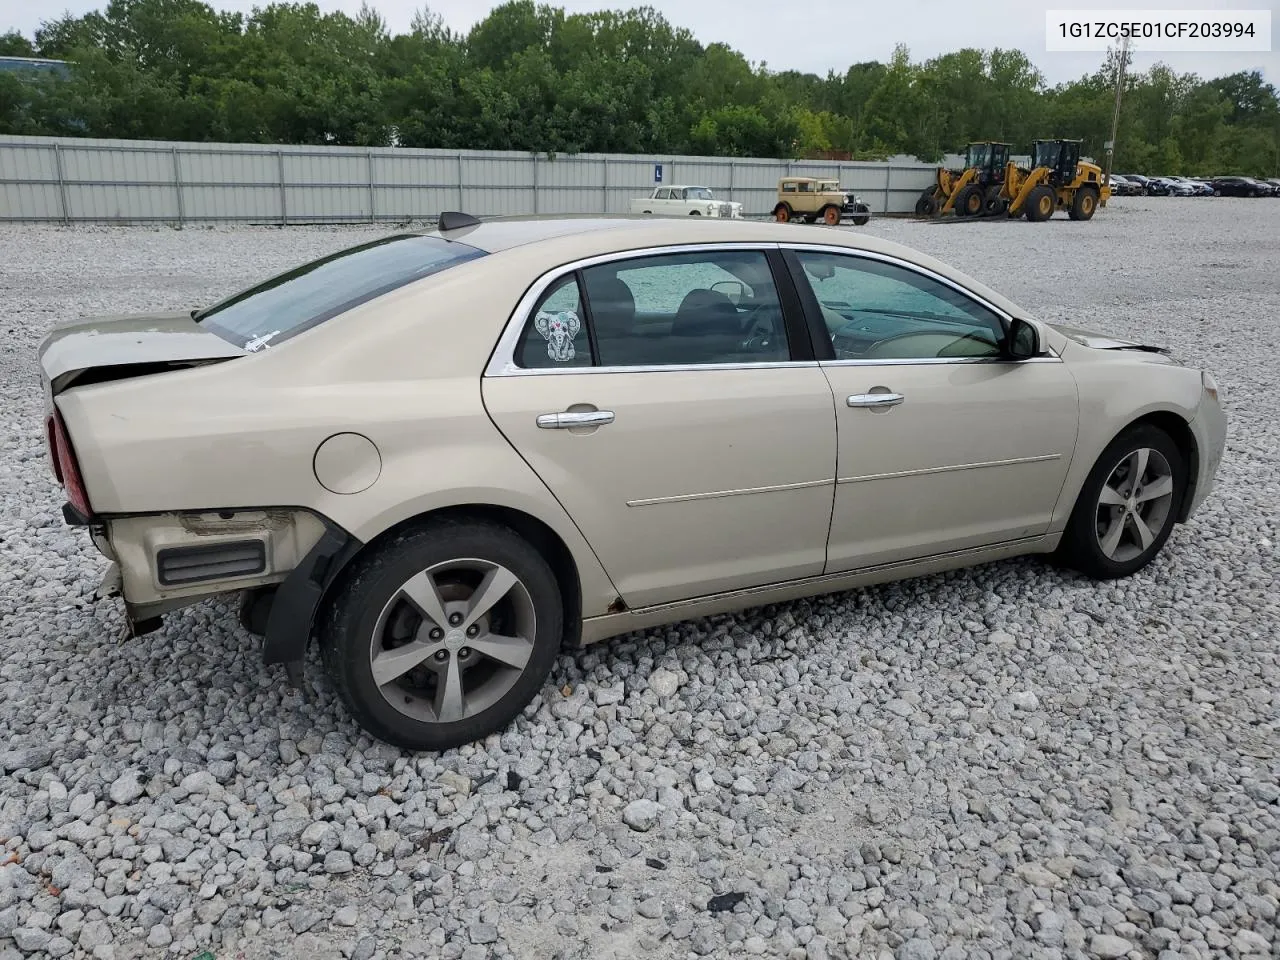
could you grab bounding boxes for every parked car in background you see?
[1210,176,1273,197]
[630,186,744,218]
[1263,178,1280,195]
[38,215,1226,750]
[1105,175,1140,197]
[1147,177,1195,197]
[1117,174,1149,193]
[773,178,872,226]
[1170,177,1212,196]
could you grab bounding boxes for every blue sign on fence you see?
[654,164,663,183]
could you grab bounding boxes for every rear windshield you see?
[195,234,485,350]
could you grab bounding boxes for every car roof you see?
[414,215,1027,315]
[429,215,924,255]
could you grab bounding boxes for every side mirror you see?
[1005,317,1040,360]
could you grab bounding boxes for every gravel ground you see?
[1,198,1277,960]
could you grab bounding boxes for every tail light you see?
[46,411,92,518]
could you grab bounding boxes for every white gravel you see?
[1,198,1277,960]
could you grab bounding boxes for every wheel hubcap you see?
[1094,447,1175,562]
[369,559,536,724]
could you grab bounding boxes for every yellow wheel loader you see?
[915,142,1011,218]
[1003,139,1110,222]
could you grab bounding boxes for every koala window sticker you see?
[534,309,582,362]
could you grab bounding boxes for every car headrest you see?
[672,288,740,337]
[585,275,635,337]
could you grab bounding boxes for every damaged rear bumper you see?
[79,507,362,670]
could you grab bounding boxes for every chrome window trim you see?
[484,241,1061,377]
[821,355,1062,367]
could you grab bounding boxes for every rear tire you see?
[774,204,792,223]
[1056,425,1187,579]
[914,189,937,216]
[319,518,564,751]
[1068,186,1098,221]
[1025,185,1056,221]
[983,185,1008,215]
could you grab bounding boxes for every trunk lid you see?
[38,311,245,395]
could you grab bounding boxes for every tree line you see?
[1,0,1277,176]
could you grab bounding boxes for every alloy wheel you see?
[369,559,537,724]
[1094,447,1175,563]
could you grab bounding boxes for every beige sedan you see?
[38,215,1227,750]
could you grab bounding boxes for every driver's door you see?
[783,247,1079,572]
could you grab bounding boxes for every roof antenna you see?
[438,211,481,231]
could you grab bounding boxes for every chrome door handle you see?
[847,393,904,408]
[536,410,615,429]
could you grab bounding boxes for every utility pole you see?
[1103,35,1130,192]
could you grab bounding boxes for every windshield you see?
[195,235,486,350]
[686,187,714,200]
[967,143,991,168]
[1032,142,1059,168]
[819,181,841,192]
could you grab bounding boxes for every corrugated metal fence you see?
[0,135,939,224]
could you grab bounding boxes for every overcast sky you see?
[3,0,1277,85]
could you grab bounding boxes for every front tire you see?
[320,518,564,751]
[953,184,983,218]
[1068,187,1098,220]
[1025,185,1056,221]
[1056,425,1187,579]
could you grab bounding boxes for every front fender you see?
[1049,346,1204,532]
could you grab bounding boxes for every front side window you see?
[791,251,1006,361]
[196,235,485,350]
[511,250,791,370]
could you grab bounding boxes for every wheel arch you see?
[1122,410,1200,522]
[264,501,598,671]
[334,503,584,644]
[1051,403,1201,536]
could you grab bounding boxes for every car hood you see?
[38,311,245,395]
[1049,323,1174,359]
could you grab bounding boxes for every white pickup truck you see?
[630,186,744,218]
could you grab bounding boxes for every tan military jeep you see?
[773,177,872,226]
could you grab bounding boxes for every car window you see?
[782,182,797,193]
[791,251,1006,361]
[584,251,789,367]
[196,234,486,350]
[514,274,591,369]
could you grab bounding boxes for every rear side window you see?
[512,249,790,370]
[196,235,485,350]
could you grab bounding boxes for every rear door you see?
[482,245,837,610]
